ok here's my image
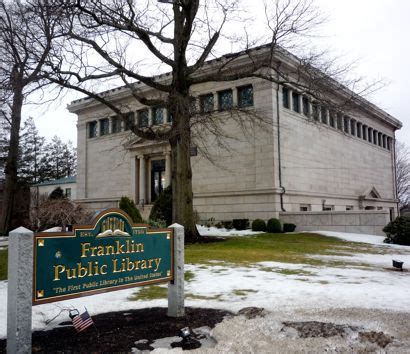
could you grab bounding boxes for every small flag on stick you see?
[71,309,94,333]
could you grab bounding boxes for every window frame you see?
[199,93,214,114]
[218,89,233,111]
[99,118,109,136]
[237,84,254,108]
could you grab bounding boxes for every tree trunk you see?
[0,86,24,234]
[169,91,199,242]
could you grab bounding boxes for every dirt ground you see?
[0,307,230,353]
[2,307,409,353]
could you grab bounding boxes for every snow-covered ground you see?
[0,230,409,340]
[197,225,261,237]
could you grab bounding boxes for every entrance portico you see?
[129,139,171,206]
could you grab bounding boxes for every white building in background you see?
[31,176,77,200]
[68,45,402,233]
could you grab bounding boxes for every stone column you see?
[298,94,303,114]
[148,108,153,126]
[232,87,238,106]
[344,117,350,134]
[138,155,146,205]
[168,223,185,317]
[7,227,34,354]
[130,156,137,203]
[164,151,171,188]
[288,88,293,110]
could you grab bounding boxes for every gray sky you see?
[24,0,409,147]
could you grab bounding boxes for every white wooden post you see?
[167,223,185,317]
[7,227,34,354]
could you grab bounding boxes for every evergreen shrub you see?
[221,220,233,230]
[267,218,282,233]
[232,219,249,230]
[119,196,143,223]
[252,219,267,232]
[149,186,172,226]
[283,223,297,232]
[383,216,410,246]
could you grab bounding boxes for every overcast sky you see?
[24,0,409,147]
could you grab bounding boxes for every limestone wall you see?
[279,210,390,236]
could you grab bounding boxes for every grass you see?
[232,289,258,296]
[185,233,364,266]
[0,249,7,281]
[128,285,167,301]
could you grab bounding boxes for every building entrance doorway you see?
[151,159,166,202]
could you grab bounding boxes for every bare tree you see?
[46,0,376,241]
[0,0,62,234]
[396,141,410,208]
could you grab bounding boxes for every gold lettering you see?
[97,246,105,257]
[81,243,91,258]
[154,258,161,272]
[53,265,65,281]
[100,264,107,275]
[116,240,125,254]
[105,245,114,255]
[66,267,77,279]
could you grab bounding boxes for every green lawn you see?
[0,233,368,282]
[185,233,365,265]
[0,249,7,280]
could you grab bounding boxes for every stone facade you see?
[68,49,402,231]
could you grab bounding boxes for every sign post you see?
[7,227,34,354]
[6,208,185,353]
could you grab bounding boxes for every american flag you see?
[72,309,94,332]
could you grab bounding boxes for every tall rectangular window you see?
[357,122,362,138]
[368,127,372,143]
[99,118,109,136]
[199,93,214,113]
[218,89,233,111]
[350,119,356,136]
[312,103,319,121]
[378,132,382,146]
[373,130,377,145]
[337,113,343,130]
[87,121,97,138]
[124,112,135,130]
[292,92,300,113]
[302,96,309,116]
[238,85,254,107]
[153,107,164,125]
[138,109,149,127]
[111,116,120,133]
[329,111,335,127]
[343,117,349,133]
[321,106,327,124]
[382,135,386,149]
[362,125,367,140]
[282,87,290,108]
[387,137,391,150]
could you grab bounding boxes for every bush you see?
[149,186,172,226]
[232,219,249,230]
[221,220,233,230]
[119,196,143,223]
[383,216,410,246]
[252,219,266,232]
[267,218,282,233]
[283,223,296,232]
[49,187,66,200]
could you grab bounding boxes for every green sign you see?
[33,209,173,305]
